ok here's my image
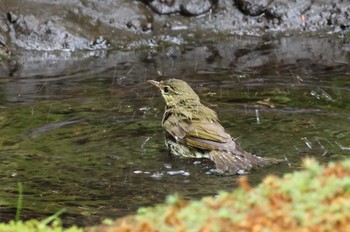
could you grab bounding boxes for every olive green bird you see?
[148,79,278,175]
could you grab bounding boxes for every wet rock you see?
[235,0,312,21]
[306,1,350,32]
[0,38,11,59]
[0,0,349,53]
[1,0,154,51]
[268,0,311,21]
[6,11,20,24]
[89,36,109,50]
[11,15,83,50]
[162,20,189,31]
[180,0,216,16]
[147,0,182,15]
[235,0,269,16]
[145,0,216,16]
[78,0,154,33]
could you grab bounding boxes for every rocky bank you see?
[0,0,349,53]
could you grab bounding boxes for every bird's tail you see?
[209,150,280,175]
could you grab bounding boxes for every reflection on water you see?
[0,36,349,226]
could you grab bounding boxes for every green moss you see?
[95,158,350,231]
[0,220,82,232]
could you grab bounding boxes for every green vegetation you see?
[0,219,82,232]
[1,185,81,232]
[0,183,82,232]
[0,220,83,232]
[89,158,350,232]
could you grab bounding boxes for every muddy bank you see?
[0,0,349,54]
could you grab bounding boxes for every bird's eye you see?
[163,86,170,93]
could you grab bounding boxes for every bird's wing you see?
[185,120,237,151]
[163,114,236,151]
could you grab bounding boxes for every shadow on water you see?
[0,36,349,226]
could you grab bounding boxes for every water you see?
[0,36,349,226]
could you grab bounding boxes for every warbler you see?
[148,79,278,175]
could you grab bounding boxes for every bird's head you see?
[148,79,200,107]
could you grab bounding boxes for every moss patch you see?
[88,158,350,232]
[0,219,82,232]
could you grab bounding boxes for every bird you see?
[148,78,279,175]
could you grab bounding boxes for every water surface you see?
[0,36,349,226]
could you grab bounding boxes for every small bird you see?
[148,79,278,175]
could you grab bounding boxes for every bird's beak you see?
[147,80,161,89]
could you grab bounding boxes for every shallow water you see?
[0,36,349,226]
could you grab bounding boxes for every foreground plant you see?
[89,158,350,232]
[0,219,82,232]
